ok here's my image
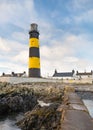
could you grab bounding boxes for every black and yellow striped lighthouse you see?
[29,23,41,77]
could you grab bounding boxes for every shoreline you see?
[0,82,93,130]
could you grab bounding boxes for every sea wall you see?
[59,86,93,130]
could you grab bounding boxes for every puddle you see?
[83,100,93,118]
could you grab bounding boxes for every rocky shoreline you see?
[0,82,64,129]
[0,82,37,115]
[17,103,61,130]
[0,82,93,130]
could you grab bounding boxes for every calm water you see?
[0,100,93,130]
[83,100,93,118]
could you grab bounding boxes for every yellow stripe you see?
[29,57,40,68]
[29,38,39,48]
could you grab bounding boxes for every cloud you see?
[13,50,28,64]
[67,0,93,12]
[63,57,78,62]
[0,37,28,75]
[0,37,27,53]
[0,0,37,28]
[12,32,28,42]
[0,61,27,75]
[74,9,93,23]
[40,33,93,76]
[41,43,73,59]
[0,37,10,52]
[0,0,93,77]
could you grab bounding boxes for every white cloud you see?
[0,0,37,29]
[0,38,10,51]
[63,57,78,62]
[0,37,27,53]
[0,62,27,75]
[0,24,93,77]
[67,0,93,11]
[0,0,93,77]
[12,32,28,42]
[13,50,28,64]
[40,33,93,77]
[75,9,93,23]
[0,37,28,75]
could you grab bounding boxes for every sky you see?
[0,0,93,77]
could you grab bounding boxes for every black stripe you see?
[29,47,40,57]
[29,68,40,77]
[29,31,39,39]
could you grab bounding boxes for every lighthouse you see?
[28,23,41,77]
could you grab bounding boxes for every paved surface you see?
[0,77,93,85]
[0,77,59,84]
[61,110,93,130]
[64,93,84,104]
[60,86,93,130]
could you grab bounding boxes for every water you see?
[0,114,23,130]
[83,100,93,118]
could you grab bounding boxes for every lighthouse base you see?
[29,68,40,77]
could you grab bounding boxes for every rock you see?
[0,82,64,116]
[0,82,8,88]
[17,103,61,130]
[64,86,75,93]
[0,100,9,114]
[0,83,37,115]
[0,94,37,115]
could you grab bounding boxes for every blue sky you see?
[0,0,93,77]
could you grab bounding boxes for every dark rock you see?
[0,101,9,114]
[0,82,64,129]
[0,82,64,116]
[0,91,37,115]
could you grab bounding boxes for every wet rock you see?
[0,100,9,114]
[0,84,37,115]
[0,95,37,115]
[0,83,63,119]
[17,103,61,130]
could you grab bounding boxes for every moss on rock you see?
[17,103,61,130]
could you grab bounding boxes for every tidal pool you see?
[83,100,93,118]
